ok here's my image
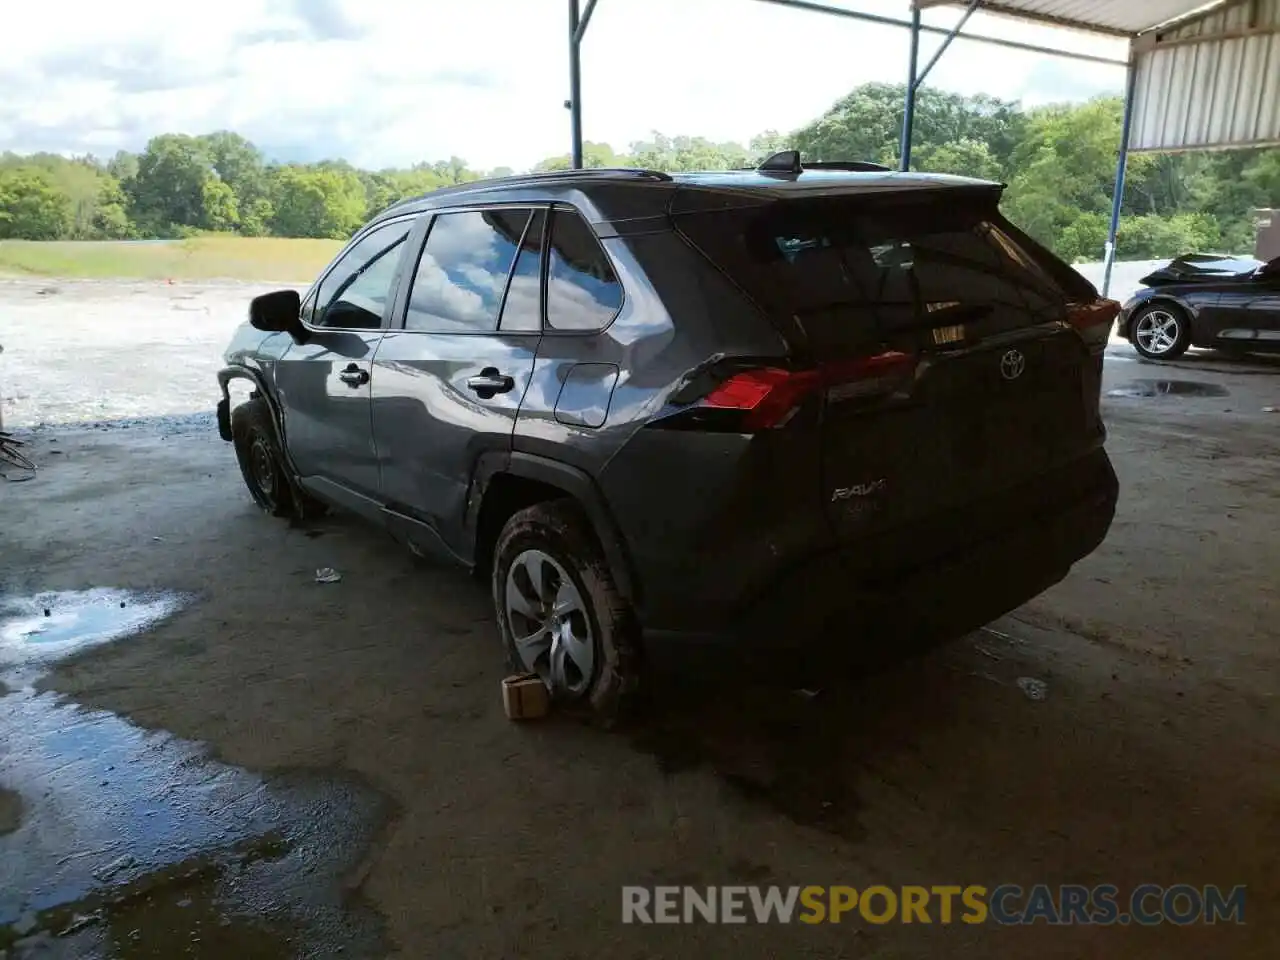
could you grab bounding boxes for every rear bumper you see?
[646,449,1118,651]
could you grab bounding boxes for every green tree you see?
[93,177,133,239]
[533,141,621,171]
[269,166,368,238]
[0,167,74,239]
[128,134,215,233]
[238,197,275,237]
[919,138,1002,180]
[629,134,749,171]
[792,83,1024,174]
[199,131,268,216]
[107,150,139,183]
[1118,213,1223,260]
[200,177,240,231]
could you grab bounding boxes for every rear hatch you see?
[673,185,1114,556]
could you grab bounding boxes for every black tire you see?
[492,499,641,725]
[230,398,325,519]
[1130,302,1192,360]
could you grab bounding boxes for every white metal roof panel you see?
[917,0,1232,36]
[1131,0,1280,150]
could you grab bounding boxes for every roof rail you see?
[756,151,892,177]
[380,166,674,213]
[524,166,673,182]
[804,160,892,172]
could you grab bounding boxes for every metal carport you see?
[564,0,1280,295]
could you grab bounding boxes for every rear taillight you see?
[693,351,917,431]
[1067,299,1120,351]
[702,367,819,430]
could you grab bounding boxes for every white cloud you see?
[0,0,1127,170]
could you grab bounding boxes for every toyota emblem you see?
[1000,349,1026,381]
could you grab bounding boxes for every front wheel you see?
[1130,303,1191,360]
[492,500,640,724]
[230,398,326,520]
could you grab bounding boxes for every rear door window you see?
[545,208,623,331]
[405,209,530,333]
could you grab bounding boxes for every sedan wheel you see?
[504,549,595,699]
[1132,305,1190,360]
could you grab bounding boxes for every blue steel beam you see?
[1102,54,1138,297]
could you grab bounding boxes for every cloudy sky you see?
[0,0,1129,172]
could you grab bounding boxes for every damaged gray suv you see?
[216,153,1120,718]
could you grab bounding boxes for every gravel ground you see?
[1,277,1279,958]
[0,279,305,429]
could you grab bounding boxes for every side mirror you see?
[249,289,308,342]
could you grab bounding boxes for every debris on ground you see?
[92,854,137,883]
[1016,677,1049,701]
[314,568,342,584]
[502,674,550,720]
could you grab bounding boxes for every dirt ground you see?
[2,279,1279,958]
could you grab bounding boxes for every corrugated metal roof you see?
[1130,0,1280,150]
[917,0,1232,36]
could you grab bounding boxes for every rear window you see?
[679,195,1090,354]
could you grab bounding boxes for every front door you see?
[1213,262,1280,343]
[274,216,418,499]
[370,207,546,558]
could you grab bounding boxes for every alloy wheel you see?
[504,549,596,699]
[1134,309,1181,356]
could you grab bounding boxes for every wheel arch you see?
[217,365,300,477]
[469,451,638,606]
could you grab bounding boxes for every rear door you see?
[677,191,1104,549]
[369,206,546,558]
[274,216,416,497]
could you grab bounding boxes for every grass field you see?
[0,236,344,282]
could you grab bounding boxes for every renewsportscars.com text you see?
[622,884,1246,926]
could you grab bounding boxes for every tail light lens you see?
[1067,299,1120,352]
[690,351,917,431]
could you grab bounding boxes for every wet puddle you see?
[0,589,391,958]
[1107,379,1229,399]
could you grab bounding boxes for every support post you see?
[899,3,921,171]
[568,0,584,169]
[914,0,982,89]
[1102,51,1138,298]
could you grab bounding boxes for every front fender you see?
[1116,289,1157,338]
[215,366,301,479]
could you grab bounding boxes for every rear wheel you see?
[492,500,640,724]
[1130,303,1191,360]
[231,398,325,519]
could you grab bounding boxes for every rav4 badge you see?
[831,479,888,502]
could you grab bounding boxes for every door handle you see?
[466,368,515,395]
[339,364,370,387]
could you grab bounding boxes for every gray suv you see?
[216,154,1119,718]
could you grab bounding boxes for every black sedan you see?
[1116,254,1280,360]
